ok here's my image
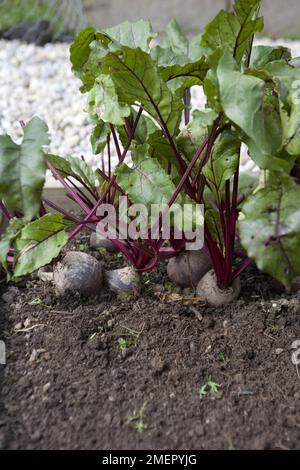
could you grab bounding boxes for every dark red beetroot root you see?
[90,233,118,253]
[105,266,140,294]
[197,269,241,307]
[167,250,211,288]
[53,251,104,297]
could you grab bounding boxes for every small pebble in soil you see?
[42,382,51,393]
[275,348,284,355]
[107,319,115,330]
[28,348,47,363]
[87,333,101,350]
[104,412,112,425]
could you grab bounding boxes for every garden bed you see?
[1,242,300,450]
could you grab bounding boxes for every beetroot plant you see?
[1,0,300,304]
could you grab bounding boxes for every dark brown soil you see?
[0,244,300,450]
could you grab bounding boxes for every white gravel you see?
[0,40,93,160]
[1,38,300,185]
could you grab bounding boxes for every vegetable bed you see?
[0,242,300,450]
[1,0,300,450]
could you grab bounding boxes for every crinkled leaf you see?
[151,21,207,83]
[0,117,49,220]
[47,154,100,191]
[233,0,263,63]
[202,48,224,112]
[152,47,208,82]
[70,27,105,92]
[129,110,159,145]
[201,10,240,56]
[162,21,205,61]
[117,110,159,148]
[217,52,290,171]
[189,34,205,61]
[239,173,300,287]
[87,75,130,126]
[250,45,291,68]
[70,26,96,77]
[105,20,156,52]
[203,130,240,199]
[101,46,183,136]
[265,61,300,156]
[163,18,189,56]
[115,147,179,209]
[147,130,177,166]
[14,213,70,278]
[70,21,156,92]
[90,117,110,154]
[130,139,179,182]
[177,108,217,160]
[167,77,200,99]
[238,172,259,202]
[0,218,25,270]
[201,0,263,63]
[115,145,199,230]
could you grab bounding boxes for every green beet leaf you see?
[115,143,181,209]
[13,213,70,278]
[177,109,217,160]
[0,117,49,220]
[105,20,156,52]
[250,45,291,68]
[203,130,240,201]
[151,19,208,83]
[0,218,25,271]
[90,116,111,155]
[239,173,300,287]
[47,154,100,192]
[101,46,183,136]
[70,21,157,92]
[201,0,263,64]
[163,18,189,56]
[265,61,300,156]
[216,51,292,171]
[233,0,263,63]
[87,74,130,126]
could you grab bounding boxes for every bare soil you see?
[0,243,300,450]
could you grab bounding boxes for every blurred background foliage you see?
[0,0,300,44]
[0,0,87,42]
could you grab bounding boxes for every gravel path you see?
[1,38,299,184]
